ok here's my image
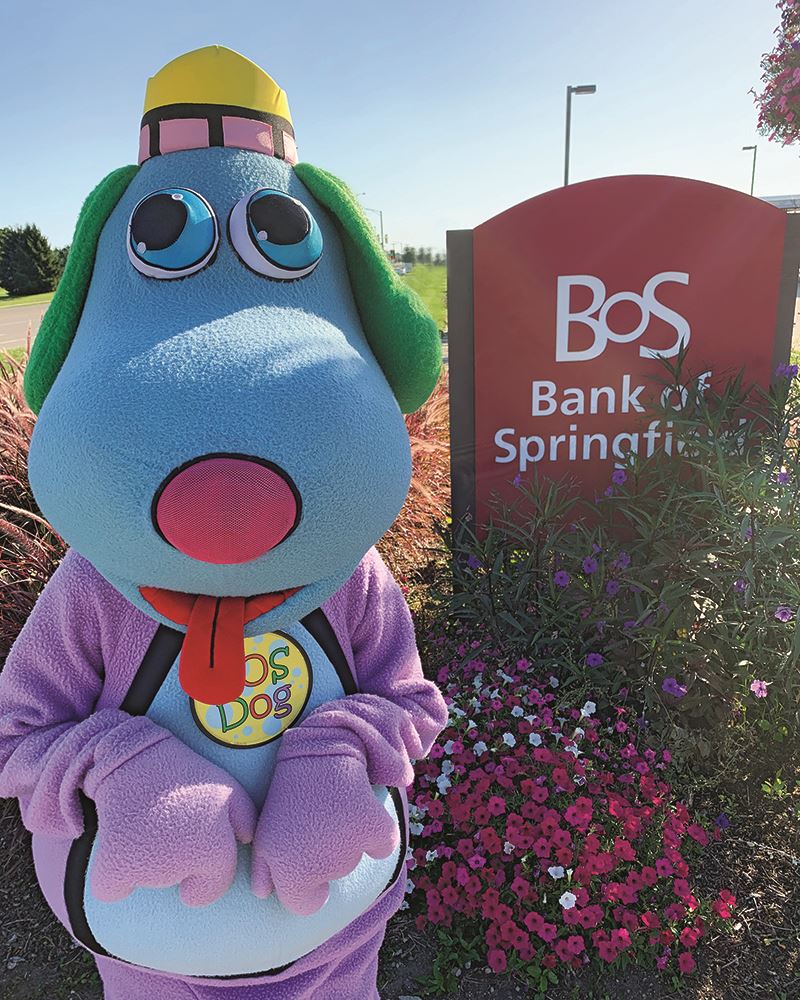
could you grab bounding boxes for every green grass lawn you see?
[0,289,54,310]
[401,264,447,330]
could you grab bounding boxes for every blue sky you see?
[1,0,797,252]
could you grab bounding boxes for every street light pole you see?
[742,145,758,196]
[564,84,597,186]
[363,206,385,248]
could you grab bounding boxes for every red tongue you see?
[140,587,299,703]
[181,596,246,705]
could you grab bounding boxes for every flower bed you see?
[446,364,800,752]
[407,652,735,993]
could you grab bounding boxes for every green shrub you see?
[444,360,800,748]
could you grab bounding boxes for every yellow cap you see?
[143,45,292,125]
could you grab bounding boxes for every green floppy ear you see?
[294,163,442,414]
[24,165,139,415]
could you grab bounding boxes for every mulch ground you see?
[1,740,798,1000]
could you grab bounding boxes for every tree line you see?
[400,246,445,265]
[0,226,68,297]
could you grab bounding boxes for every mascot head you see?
[25,46,440,676]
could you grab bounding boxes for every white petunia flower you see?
[474,741,488,755]
[559,891,577,909]
[511,706,524,717]
[548,866,565,879]
[409,822,424,836]
[405,878,416,894]
[503,841,515,854]
[549,676,560,688]
[581,700,597,717]
[441,760,455,776]
[436,775,451,794]
[443,740,455,755]
[502,732,517,747]
[529,732,543,747]
[426,849,438,862]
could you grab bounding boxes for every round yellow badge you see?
[191,631,312,748]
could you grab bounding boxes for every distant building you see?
[761,195,800,213]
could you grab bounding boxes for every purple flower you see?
[553,570,571,588]
[466,554,481,571]
[775,361,799,379]
[512,472,523,487]
[611,469,628,486]
[613,550,631,570]
[776,470,791,485]
[775,605,794,622]
[586,652,604,668]
[582,556,599,575]
[733,578,746,593]
[662,677,688,699]
[604,486,614,497]
[715,813,731,830]
[750,679,768,698]
[623,619,637,630]
[606,580,620,596]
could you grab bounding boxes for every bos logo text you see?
[555,272,690,362]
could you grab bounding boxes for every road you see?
[0,302,49,352]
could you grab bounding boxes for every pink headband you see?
[138,103,297,166]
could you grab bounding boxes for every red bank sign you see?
[448,175,800,526]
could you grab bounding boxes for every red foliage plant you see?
[378,373,450,584]
[0,355,64,667]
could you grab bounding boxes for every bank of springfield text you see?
[493,372,712,471]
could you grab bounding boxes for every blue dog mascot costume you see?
[0,46,447,999]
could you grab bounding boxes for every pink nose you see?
[153,455,300,565]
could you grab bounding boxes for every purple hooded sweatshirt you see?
[0,547,447,992]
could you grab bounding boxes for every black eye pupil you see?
[249,195,310,245]
[131,194,187,250]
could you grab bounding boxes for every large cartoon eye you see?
[228,189,323,280]
[127,188,218,279]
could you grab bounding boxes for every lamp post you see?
[354,194,386,248]
[564,84,597,186]
[742,145,758,196]
[364,206,385,248]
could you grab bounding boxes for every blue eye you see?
[127,188,218,279]
[228,189,323,280]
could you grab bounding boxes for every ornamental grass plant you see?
[0,354,64,666]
